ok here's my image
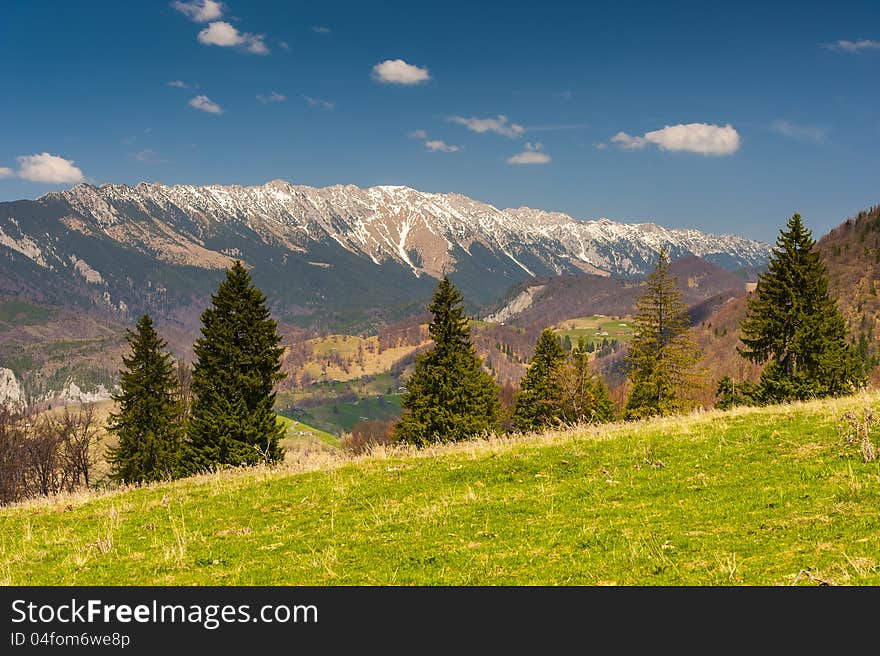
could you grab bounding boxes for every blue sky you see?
[1,0,879,241]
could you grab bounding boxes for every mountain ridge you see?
[1,180,770,331]
[37,179,770,277]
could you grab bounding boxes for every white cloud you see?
[611,122,740,155]
[771,120,826,144]
[244,37,269,55]
[424,140,460,153]
[14,153,85,183]
[594,142,608,150]
[171,0,223,22]
[823,39,880,53]
[449,114,525,138]
[129,149,166,164]
[303,95,335,110]
[257,91,287,104]
[197,21,240,45]
[197,21,268,54]
[507,142,550,165]
[371,59,430,84]
[311,26,331,34]
[611,132,648,149]
[407,129,460,152]
[189,95,223,114]
[167,80,193,88]
[0,167,14,179]
[279,41,290,50]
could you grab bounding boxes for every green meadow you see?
[1,392,878,585]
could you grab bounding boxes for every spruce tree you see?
[557,336,615,424]
[624,250,701,419]
[107,315,182,484]
[738,213,865,401]
[395,276,500,444]
[185,261,286,470]
[512,329,567,432]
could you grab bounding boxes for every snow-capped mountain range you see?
[0,180,770,326]
[52,180,769,276]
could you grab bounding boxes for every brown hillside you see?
[816,205,880,358]
[693,206,880,393]
[692,293,763,390]
[504,256,747,336]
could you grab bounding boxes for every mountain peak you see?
[264,179,294,190]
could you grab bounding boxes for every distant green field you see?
[553,315,635,345]
[275,414,339,447]
[348,372,399,396]
[277,372,404,435]
[293,395,402,435]
[2,392,878,585]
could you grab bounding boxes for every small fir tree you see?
[185,261,286,470]
[106,315,182,484]
[714,376,759,410]
[738,213,865,401]
[395,276,500,444]
[624,250,701,419]
[557,336,615,424]
[512,329,567,432]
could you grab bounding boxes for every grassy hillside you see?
[1,392,878,585]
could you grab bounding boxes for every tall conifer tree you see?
[738,213,864,401]
[107,315,182,484]
[512,329,567,431]
[624,250,701,419]
[395,276,500,444]
[185,261,286,470]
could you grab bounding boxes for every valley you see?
[2,184,879,445]
[0,180,771,432]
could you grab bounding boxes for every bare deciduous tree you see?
[59,405,100,489]
[0,403,102,505]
